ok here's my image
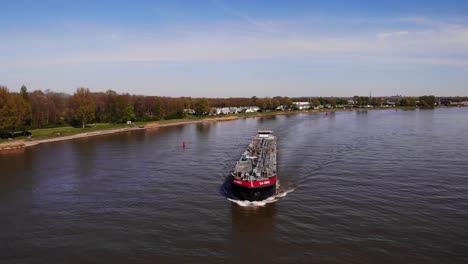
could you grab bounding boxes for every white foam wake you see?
[227,183,296,207]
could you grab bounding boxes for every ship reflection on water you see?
[231,203,277,235]
[230,203,277,261]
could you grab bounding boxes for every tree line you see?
[0,86,294,134]
[0,85,445,135]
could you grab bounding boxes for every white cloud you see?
[2,17,468,68]
[376,31,409,39]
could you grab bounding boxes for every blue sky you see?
[1,0,468,97]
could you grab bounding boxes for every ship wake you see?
[226,181,295,207]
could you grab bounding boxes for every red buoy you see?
[182,141,186,149]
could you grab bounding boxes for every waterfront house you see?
[229,107,240,113]
[276,105,286,111]
[210,107,244,115]
[241,106,260,113]
[292,102,311,110]
[184,109,196,114]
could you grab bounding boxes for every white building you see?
[241,106,260,113]
[276,105,286,111]
[210,107,243,115]
[292,102,311,110]
[184,109,196,114]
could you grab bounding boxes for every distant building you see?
[229,107,240,113]
[450,101,468,106]
[292,102,310,110]
[241,106,260,113]
[210,106,257,115]
[220,107,230,114]
[276,105,286,111]
[439,99,450,106]
[387,95,402,105]
[184,109,196,114]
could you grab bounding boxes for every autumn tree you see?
[153,97,163,120]
[0,87,31,134]
[11,93,31,132]
[70,88,95,128]
[271,98,281,109]
[400,97,417,107]
[370,97,383,106]
[356,97,369,106]
[103,90,118,122]
[30,90,49,128]
[18,85,32,129]
[0,86,13,134]
[195,98,210,115]
[285,98,293,109]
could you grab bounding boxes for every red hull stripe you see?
[231,175,277,188]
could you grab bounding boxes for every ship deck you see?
[232,132,277,182]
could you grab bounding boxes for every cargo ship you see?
[231,131,277,201]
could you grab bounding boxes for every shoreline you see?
[0,116,240,152]
[0,106,452,152]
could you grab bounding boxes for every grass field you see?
[0,123,129,144]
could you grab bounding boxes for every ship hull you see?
[231,183,276,201]
[230,176,277,201]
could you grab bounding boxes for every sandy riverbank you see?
[0,116,241,152]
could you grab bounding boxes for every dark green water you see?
[1,108,467,263]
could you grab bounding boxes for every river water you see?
[1,108,467,263]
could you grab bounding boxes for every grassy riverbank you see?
[0,106,415,150]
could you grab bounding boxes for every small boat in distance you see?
[231,131,277,201]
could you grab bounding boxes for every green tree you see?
[356,97,369,106]
[70,88,95,128]
[271,99,280,109]
[114,95,130,123]
[400,97,416,107]
[419,95,436,108]
[318,97,325,105]
[123,104,136,122]
[20,85,29,101]
[328,98,337,106]
[195,97,210,115]
[336,98,347,105]
[311,99,320,107]
[285,98,293,109]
